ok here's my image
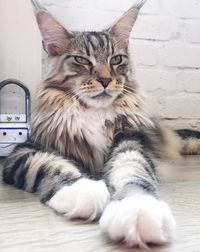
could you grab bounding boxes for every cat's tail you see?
[146,121,200,159]
[175,129,200,155]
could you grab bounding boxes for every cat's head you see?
[36,1,146,108]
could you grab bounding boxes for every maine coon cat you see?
[3,0,200,248]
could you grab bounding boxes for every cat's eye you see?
[74,56,91,65]
[110,55,123,65]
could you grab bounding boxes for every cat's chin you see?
[81,95,117,109]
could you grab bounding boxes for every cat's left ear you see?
[109,0,146,43]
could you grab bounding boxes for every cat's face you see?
[36,4,141,108]
[46,31,131,108]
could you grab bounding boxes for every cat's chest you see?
[67,110,116,169]
[70,110,115,148]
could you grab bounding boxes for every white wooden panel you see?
[0,0,42,97]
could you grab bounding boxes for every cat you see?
[3,0,200,248]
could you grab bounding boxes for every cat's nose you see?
[96,77,112,88]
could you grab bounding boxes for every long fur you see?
[2,2,199,248]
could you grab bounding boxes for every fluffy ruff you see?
[4,0,200,249]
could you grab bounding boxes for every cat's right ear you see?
[36,10,73,56]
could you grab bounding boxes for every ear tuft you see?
[109,0,147,43]
[36,10,73,56]
[134,0,147,10]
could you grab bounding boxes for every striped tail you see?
[176,129,200,155]
[144,121,200,159]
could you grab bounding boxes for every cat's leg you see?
[3,141,110,220]
[100,132,176,248]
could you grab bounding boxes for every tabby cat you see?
[3,0,200,248]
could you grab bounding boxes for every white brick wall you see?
[38,0,200,130]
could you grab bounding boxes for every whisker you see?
[123,85,137,92]
[123,88,134,95]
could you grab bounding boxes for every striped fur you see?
[3,1,199,247]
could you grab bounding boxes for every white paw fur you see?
[99,194,176,248]
[48,178,110,220]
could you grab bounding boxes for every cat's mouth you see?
[91,91,112,99]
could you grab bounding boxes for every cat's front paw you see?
[99,194,176,248]
[48,178,110,221]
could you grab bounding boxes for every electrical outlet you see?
[0,128,28,156]
[0,128,28,143]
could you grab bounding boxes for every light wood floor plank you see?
[1,158,200,252]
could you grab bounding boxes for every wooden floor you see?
[1,157,200,252]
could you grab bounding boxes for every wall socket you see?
[0,128,28,156]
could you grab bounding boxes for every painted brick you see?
[95,0,144,12]
[45,6,118,31]
[140,0,159,14]
[136,69,200,92]
[136,69,181,91]
[38,0,96,9]
[130,41,161,67]
[95,0,159,14]
[132,16,182,41]
[163,0,200,19]
[39,0,159,13]
[183,21,200,43]
[162,119,200,131]
[157,94,200,119]
[178,71,200,92]
[163,42,200,68]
